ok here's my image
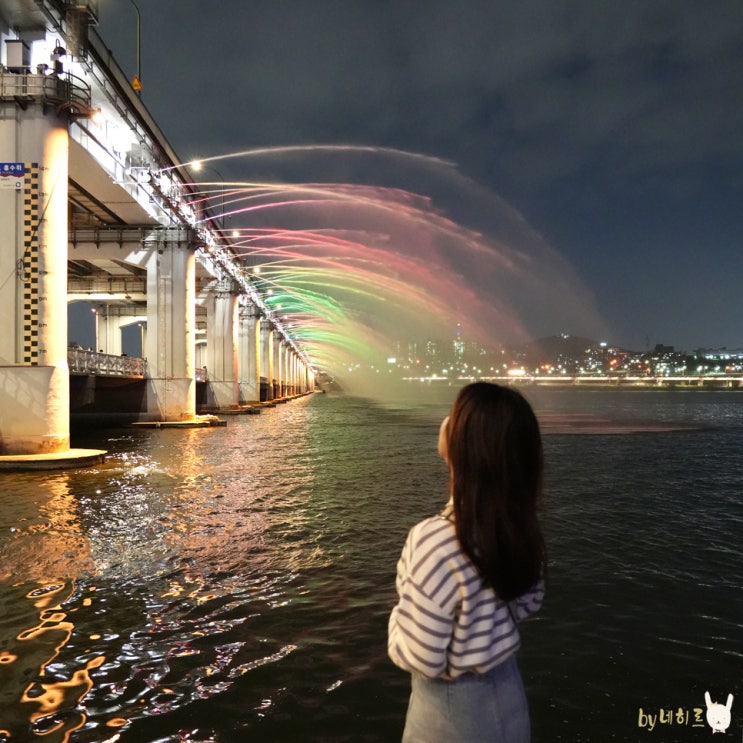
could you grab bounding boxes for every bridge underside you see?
[0,5,314,457]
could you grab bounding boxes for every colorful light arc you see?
[180,147,605,392]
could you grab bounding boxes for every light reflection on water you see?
[1,389,742,742]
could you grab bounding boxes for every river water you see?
[1,387,741,742]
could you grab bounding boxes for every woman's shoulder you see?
[408,509,457,551]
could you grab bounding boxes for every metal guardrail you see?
[0,70,92,115]
[68,351,209,381]
[68,349,146,377]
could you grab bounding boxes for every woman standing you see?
[388,382,545,742]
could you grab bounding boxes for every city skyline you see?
[384,328,743,384]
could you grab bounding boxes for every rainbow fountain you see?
[181,146,605,398]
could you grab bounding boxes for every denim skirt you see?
[401,655,530,743]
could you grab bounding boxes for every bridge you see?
[0,0,315,460]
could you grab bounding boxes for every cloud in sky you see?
[99,0,743,350]
[127,1,742,188]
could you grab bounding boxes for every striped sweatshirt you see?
[388,504,545,680]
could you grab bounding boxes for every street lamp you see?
[128,0,142,95]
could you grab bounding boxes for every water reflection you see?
[1,392,740,740]
[0,476,92,583]
[0,398,339,739]
[0,581,98,742]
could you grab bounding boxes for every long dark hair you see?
[445,382,545,601]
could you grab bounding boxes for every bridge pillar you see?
[92,305,147,356]
[290,353,298,395]
[94,306,125,355]
[296,354,303,393]
[205,279,239,409]
[285,350,293,396]
[297,357,305,393]
[238,305,260,404]
[0,105,70,454]
[284,344,292,396]
[284,344,291,396]
[144,243,196,420]
[259,320,274,401]
[284,345,293,396]
[275,339,285,399]
[283,346,292,395]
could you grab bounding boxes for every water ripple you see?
[1,391,742,741]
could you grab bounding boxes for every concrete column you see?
[292,353,304,395]
[283,346,291,395]
[296,357,304,393]
[298,356,305,393]
[195,340,207,369]
[94,305,124,355]
[93,306,147,356]
[286,347,294,396]
[0,104,70,454]
[145,243,196,420]
[205,279,239,409]
[259,319,274,401]
[300,363,309,394]
[289,353,297,395]
[238,304,260,404]
[275,339,284,399]
[283,345,291,396]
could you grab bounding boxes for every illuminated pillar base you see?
[239,380,259,405]
[0,367,69,454]
[145,244,196,421]
[238,306,260,404]
[260,321,274,401]
[205,382,236,409]
[146,378,196,421]
[204,283,239,410]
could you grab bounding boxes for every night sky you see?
[96,0,743,353]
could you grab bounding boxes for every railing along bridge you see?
[67,349,209,381]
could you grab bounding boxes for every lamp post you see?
[128,0,141,95]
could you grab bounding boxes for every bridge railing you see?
[68,349,147,377]
[0,70,92,116]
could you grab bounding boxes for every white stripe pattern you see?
[388,510,544,680]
